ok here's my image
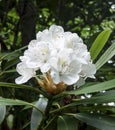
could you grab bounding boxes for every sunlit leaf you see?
[90,29,112,61]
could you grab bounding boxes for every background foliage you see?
[0,0,115,130]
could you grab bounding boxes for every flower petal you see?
[50,71,60,84]
[61,74,79,85]
[15,76,30,84]
[81,63,96,78]
[15,62,36,84]
[49,25,64,34]
[40,63,50,73]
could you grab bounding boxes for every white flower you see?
[36,29,52,42]
[15,62,36,84]
[50,49,81,85]
[50,60,81,85]
[20,40,50,73]
[15,25,96,86]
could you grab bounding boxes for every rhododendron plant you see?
[1,24,114,130]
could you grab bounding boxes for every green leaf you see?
[0,82,35,91]
[1,57,19,71]
[58,116,68,130]
[0,106,6,124]
[57,116,78,130]
[31,97,48,130]
[74,113,115,130]
[0,97,43,114]
[78,105,115,113]
[64,79,115,95]
[59,116,78,130]
[0,97,30,106]
[96,42,115,70]
[52,90,115,114]
[1,45,27,60]
[90,29,112,61]
[72,90,115,105]
[0,82,45,96]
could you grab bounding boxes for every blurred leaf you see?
[96,42,115,70]
[22,121,30,130]
[0,69,16,77]
[8,8,19,19]
[90,29,112,61]
[0,105,6,125]
[64,79,115,95]
[57,116,68,130]
[31,97,47,130]
[6,114,14,129]
[1,45,27,60]
[0,32,8,36]
[1,57,19,71]
[74,113,115,130]
[57,116,78,130]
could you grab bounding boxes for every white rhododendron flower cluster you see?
[15,25,96,86]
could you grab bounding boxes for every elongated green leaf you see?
[0,97,43,114]
[58,116,68,130]
[0,97,33,106]
[31,97,47,130]
[1,45,27,60]
[0,82,32,89]
[78,105,115,113]
[2,57,19,71]
[1,69,16,74]
[96,42,115,70]
[90,29,112,61]
[0,106,6,124]
[0,82,45,96]
[74,113,115,130]
[64,79,115,95]
[51,90,115,114]
[72,90,115,105]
